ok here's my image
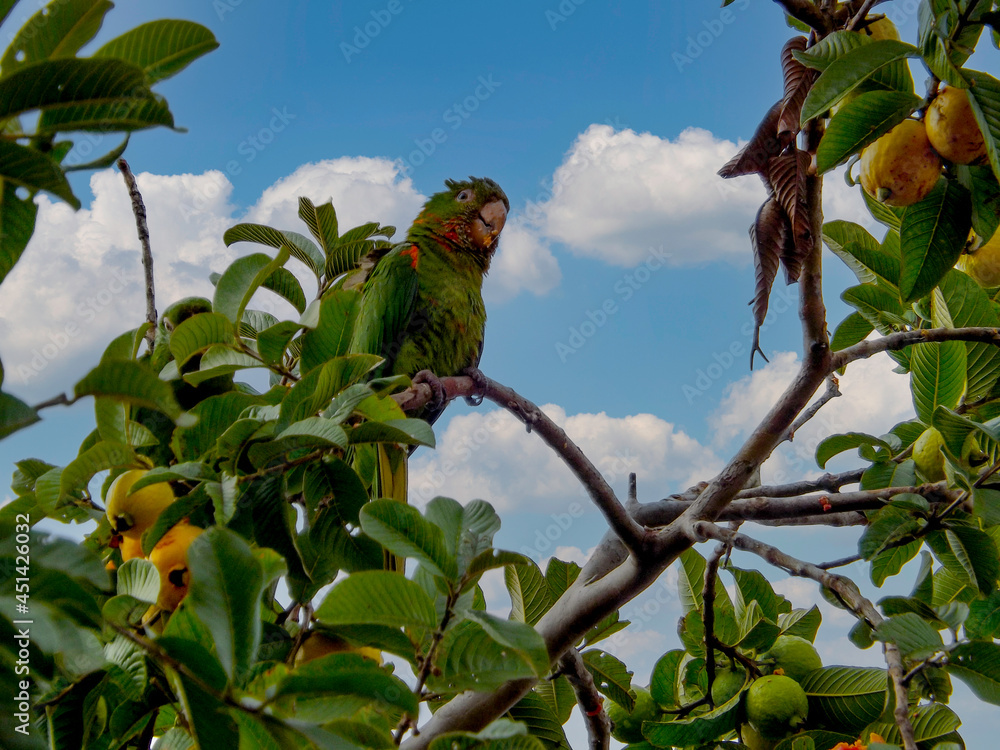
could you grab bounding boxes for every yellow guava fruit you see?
[608,687,659,744]
[957,232,1000,287]
[295,632,383,666]
[859,120,942,207]
[760,635,823,683]
[746,674,809,740]
[860,16,900,41]
[926,86,988,165]
[105,469,175,540]
[912,427,946,482]
[149,522,204,611]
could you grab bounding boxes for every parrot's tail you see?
[375,443,408,573]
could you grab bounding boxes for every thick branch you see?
[118,159,156,348]
[833,327,1000,371]
[691,522,918,749]
[558,649,610,750]
[735,468,865,498]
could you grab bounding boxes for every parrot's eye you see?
[456,190,472,203]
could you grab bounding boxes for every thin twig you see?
[118,159,157,349]
[558,649,610,750]
[31,393,74,411]
[781,374,841,443]
[702,544,726,704]
[736,469,866,498]
[691,522,919,750]
[846,0,880,30]
[833,327,1000,371]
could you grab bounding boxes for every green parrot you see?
[348,176,509,571]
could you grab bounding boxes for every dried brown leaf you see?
[750,197,786,328]
[767,149,811,256]
[778,36,816,137]
[718,100,787,180]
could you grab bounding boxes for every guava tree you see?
[3,1,1000,750]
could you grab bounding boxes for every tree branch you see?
[735,468,865,498]
[781,373,840,443]
[118,159,157,349]
[771,0,831,32]
[691,522,918,750]
[832,327,1000,371]
[558,649,610,750]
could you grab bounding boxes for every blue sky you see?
[1,0,996,746]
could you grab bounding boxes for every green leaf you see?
[643,686,743,746]
[465,610,549,675]
[947,640,1000,704]
[818,91,921,173]
[115,558,161,602]
[0,139,79,207]
[183,346,260,385]
[1,0,113,73]
[505,561,551,626]
[185,527,264,683]
[544,557,581,601]
[157,637,238,748]
[0,179,39,288]
[779,606,822,641]
[677,547,707,614]
[75,360,191,425]
[825,221,883,285]
[170,391,259,461]
[0,58,151,120]
[831,312,875,354]
[299,290,361,373]
[37,91,174,133]
[899,178,973,302]
[910,341,966,424]
[223,224,324,280]
[359,499,457,580]
[938,270,1000,400]
[213,247,291,324]
[60,439,137,499]
[871,539,922,586]
[314,570,437,629]
[298,196,339,254]
[0,391,39,440]
[169,312,235,367]
[966,589,1000,638]
[728,565,788,622]
[928,526,999,595]
[262,267,306,314]
[93,20,219,84]
[816,432,893,469]
[507,690,569,749]
[801,40,918,123]
[842,284,906,333]
[256,321,302,366]
[873,613,944,658]
[349,418,435,448]
[430,619,539,692]
[278,355,383,430]
[800,666,888,735]
[964,69,1000,185]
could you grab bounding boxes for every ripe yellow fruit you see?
[860,16,900,41]
[105,469,175,540]
[859,120,942,206]
[957,232,1000,287]
[149,522,203,611]
[760,635,823,683]
[746,675,809,740]
[926,86,987,165]
[295,632,383,666]
[120,535,144,562]
[913,427,946,482]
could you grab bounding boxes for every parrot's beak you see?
[471,199,507,252]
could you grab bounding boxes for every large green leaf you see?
[818,91,921,173]
[168,312,235,367]
[262,267,306,314]
[507,690,569,749]
[359,499,457,580]
[0,391,39,440]
[0,179,38,288]
[93,20,219,84]
[430,619,539,692]
[0,138,79,207]
[947,640,1000,704]
[505,561,551,626]
[185,527,264,683]
[582,649,634,710]
[909,341,966,424]
[938,270,1000,400]
[643,687,743,746]
[800,666,888,734]
[37,92,174,133]
[965,69,1000,185]
[831,311,874,354]
[314,570,437,629]
[899,178,973,302]
[213,247,291,324]
[465,610,548,675]
[815,432,894,469]
[0,57,152,120]
[299,196,339,254]
[425,497,502,574]
[348,418,435,448]
[299,290,361,373]
[0,0,113,73]
[874,612,944,659]
[75,359,191,424]
[841,283,906,333]
[59,439,137,499]
[801,40,917,123]
[170,391,259,461]
[223,223,324,279]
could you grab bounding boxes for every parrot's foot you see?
[413,370,446,411]
[462,366,487,406]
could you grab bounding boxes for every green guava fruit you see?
[759,635,823,683]
[746,675,809,740]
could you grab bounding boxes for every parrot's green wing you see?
[348,243,419,378]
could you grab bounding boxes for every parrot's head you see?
[411,176,509,268]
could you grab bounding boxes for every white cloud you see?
[409,405,722,513]
[709,348,914,484]
[535,124,765,267]
[484,220,560,302]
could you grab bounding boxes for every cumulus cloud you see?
[534,124,766,267]
[484,220,560,302]
[409,405,722,513]
[709,348,914,483]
